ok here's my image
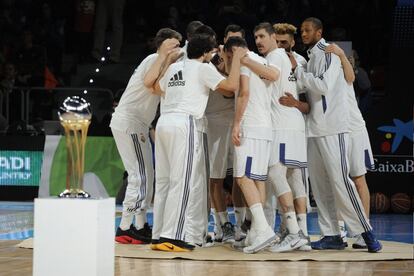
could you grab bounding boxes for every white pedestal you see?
[33,198,115,276]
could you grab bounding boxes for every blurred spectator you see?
[0,113,7,132]
[351,49,372,114]
[0,62,16,120]
[0,62,20,123]
[0,0,27,49]
[12,29,46,87]
[32,1,65,77]
[166,6,181,31]
[0,62,16,92]
[73,0,95,63]
[91,0,126,63]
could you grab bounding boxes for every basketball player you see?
[247,23,309,252]
[179,24,219,247]
[149,34,247,252]
[269,22,311,251]
[325,43,374,249]
[292,17,381,252]
[110,28,182,244]
[180,21,204,60]
[207,24,246,243]
[225,36,278,254]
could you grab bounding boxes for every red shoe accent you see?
[130,238,145,244]
[115,235,145,244]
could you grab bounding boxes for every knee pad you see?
[287,168,307,199]
[268,163,291,198]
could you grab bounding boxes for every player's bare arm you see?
[325,43,355,84]
[279,92,310,114]
[151,49,183,96]
[232,75,249,146]
[287,51,298,70]
[143,38,180,90]
[240,56,279,81]
[216,47,247,92]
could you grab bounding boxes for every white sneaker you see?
[275,227,289,241]
[214,225,223,242]
[221,222,235,243]
[298,233,312,251]
[232,228,256,251]
[268,230,308,253]
[352,234,367,249]
[340,225,348,247]
[243,226,277,254]
[235,225,246,241]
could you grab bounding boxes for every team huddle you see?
[109,17,382,254]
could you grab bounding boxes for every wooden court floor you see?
[1,240,413,276]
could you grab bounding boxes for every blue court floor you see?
[0,201,412,244]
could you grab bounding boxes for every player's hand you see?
[279,92,298,108]
[232,124,241,146]
[166,48,183,64]
[286,52,297,70]
[240,55,250,65]
[325,43,345,58]
[159,38,180,57]
[232,47,248,61]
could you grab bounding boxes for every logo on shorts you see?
[168,70,186,87]
[140,133,146,143]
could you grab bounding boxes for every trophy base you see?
[58,189,91,199]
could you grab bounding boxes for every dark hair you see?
[187,34,216,59]
[224,36,248,52]
[186,20,204,39]
[224,24,245,38]
[303,17,323,31]
[210,53,223,66]
[253,22,275,35]
[194,25,216,39]
[154,28,182,49]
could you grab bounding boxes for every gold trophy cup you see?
[58,96,92,198]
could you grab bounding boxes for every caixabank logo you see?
[372,118,413,173]
[377,119,413,154]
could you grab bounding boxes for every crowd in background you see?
[0,0,394,133]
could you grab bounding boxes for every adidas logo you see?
[168,70,186,87]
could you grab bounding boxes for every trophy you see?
[58,96,92,198]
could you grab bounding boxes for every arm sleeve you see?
[200,63,225,90]
[295,53,342,95]
[240,66,250,77]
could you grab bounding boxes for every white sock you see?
[135,213,146,230]
[297,213,308,236]
[211,208,221,233]
[263,207,276,230]
[245,208,252,221]
[284,211,300,234]
[338,220,345,229]
[218,211,229,225]
[249,203,269,233]
[234,207,246,227]
[119,213,133,230]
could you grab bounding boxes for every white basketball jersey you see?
[346,84,365,131]
[238,51,273,140]
[159,59,225,119]
[266,48,305,132]
[110,54,160,132]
